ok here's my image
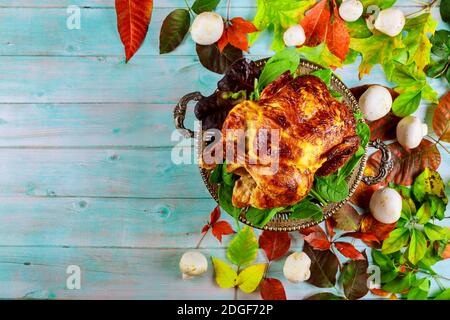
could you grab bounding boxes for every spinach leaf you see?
[338,146,364,180]
[209,164,223,184]
[310,69,332,86]
[289,199,323,221]
[313,174,349,203]
[257,48,301,91]
[218,184,241,218]
[356,121,370,147]
[245,206,285,228]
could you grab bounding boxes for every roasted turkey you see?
[204,72,360,209]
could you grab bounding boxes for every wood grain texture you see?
[0,0,447,300]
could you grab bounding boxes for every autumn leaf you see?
[202,206,235,243]
[227,226,259,267]
[433,92,450,142]
[301,0,350,61]
[218,17,258,52]
[259,231,291,261]
[304,232,332,250]
[299,224,326,236]
[325,218,336,238]
[115,0,153,62]
[331,204,362,231]
[339,231,380,243]
[370,288,392,297]
[305,292,344,300]
[250,0,316,51]
[196,43,243,74]
[350,33,404,79]
[367,140,441,186]
[304,243,339,288]
[334,242,365,260]
[339,251,369,300]
[260,278,287,300]
[360,214,396,247]
[159,9,190,54]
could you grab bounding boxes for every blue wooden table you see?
[0,0,448,299]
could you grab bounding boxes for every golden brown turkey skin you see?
[214,73,360,209]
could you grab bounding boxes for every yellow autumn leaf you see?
[236,263,266,293]
[212,257,237,289]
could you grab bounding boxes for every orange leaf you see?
[325,218,336,238]
[300,225,327,237]
[115,0,154,62]
[230,17,258,33]
[301,0,330,46]
[442,243,450,259]
[227,25,250,52]
[260,278,287,300]
[433,91,450,142]
[304,232,332,250]
[259,231,291,261]
[334,242,365,260]
[360,214,396,248]
[217,27,229,52]
[340,231,380,243]
[211,221,235,242]
[210,205,221,225]
[326,3,350,61]
[367,140,441,186]
[370,288,391,297]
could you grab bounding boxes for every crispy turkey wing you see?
[206,72,360,209]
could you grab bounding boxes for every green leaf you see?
[372,250,395,272]
[434,288,450,300]
[408,229,427,265]
[313,174,349,203]
[305,292,345,300]
[218,184,241,218]
[412,168,448,204]
[441,0,450,23]
[257,48,301,90]
[310,69,333,87]
[424,223,450,241]
[356,121,370,147]
[340,252,369,300]
[382,272,414,293]
[191,0,220,14]
[402,13,438,71]
[407,278,430,300]
[419,242,442,269]
[236,264,266,293]
[426,59,449,79]
[226,226,259,267]
[212,257,238,288]
[249,0,316,51]
[297,43,344,68]
[159,9,191,54]
[209,164,223,184]
[346,18,372,39]
[391,90,422,117]
[430,30,450,59]
[289,200,323,221]
[428,195,447,220]
[416,202,431,225]
[221,163,236,186]
[360,0,396,9]
[245,206,285,227]
[338,147,364,180]
[382,228,411,254]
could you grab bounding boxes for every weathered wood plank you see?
[0,104,186,147]
[0,148,211,198]
[0,246,447,299]
[0,7,444,57]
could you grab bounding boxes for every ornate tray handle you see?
[362,139,394,185]
[174,92,205,139]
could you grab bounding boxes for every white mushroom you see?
[396,116,428,149]
[190,12,224,45]
[358,85,393,121]
[283,252,311,283]
[179,251,208,279]
[283,25,306,47]
[339,0,364,22]
[374,8,405,37]
[369,188,402,224]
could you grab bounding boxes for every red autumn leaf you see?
[212,221,235,242]
[442,243,450,259]
[115,0,154,62]
[326,2,350,61]
[300,225,327,237]
[332,204,363,231]
[367,140,441,186]
[360,214,396,248]
[217,17,258,52]
[301,0,349,61]
[334,242,365,260]
[433,91,450,142]
[259,231,291,261]
[370,288,391,297]
[304,232,332,251]
[325,218,336,238]
[260,278,287,300]
[339,231,380,243]
[202,206,235,242]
